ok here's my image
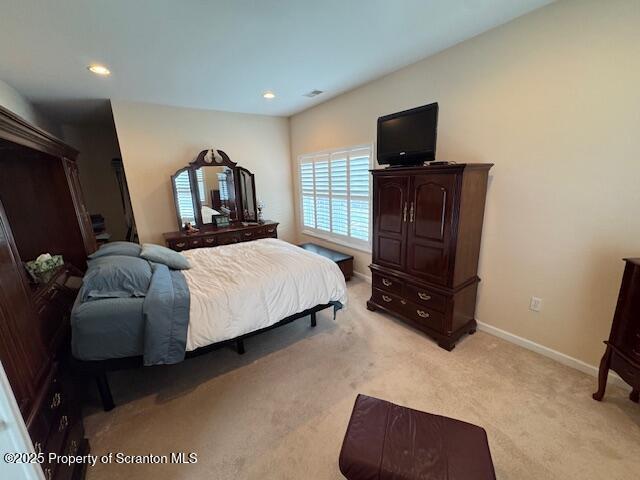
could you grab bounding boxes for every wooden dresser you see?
[367,163,492,351]
[593,258,640,404]
[0,105,94,480]
[164,221,278,251]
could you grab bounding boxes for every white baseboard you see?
[353,271,371,282]
[351,272,625,389]
[477,321,626,389]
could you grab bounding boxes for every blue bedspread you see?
[71,263,190,366]
[142,263,191,365]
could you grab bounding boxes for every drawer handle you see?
[50,392,62,409]
[192,240,200,244]
[244,232,253,237]
[58,415,69,432]
[418,292,432,301]
[44,468,53,480]
[176,242,186,248]
[34,441,42,455]
[69,439,79,455]
[382,295,393,303]
[382,278,393,287]
[400,299,407,305]
[417,310,430,318]
[205,238,215,244]
[267,228,275,233]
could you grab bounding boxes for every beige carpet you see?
[83,278,640,479]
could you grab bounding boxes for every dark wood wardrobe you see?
[0,105,96,479]
[593,258,640,404]
[367,163,492,350]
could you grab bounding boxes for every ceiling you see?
[0,0,553,124]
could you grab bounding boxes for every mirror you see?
[171,149,258,230]
[238,167,257,222]
[194,165,237,224]
[171,167,197,227]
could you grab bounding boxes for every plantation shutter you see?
[298,146,371,249]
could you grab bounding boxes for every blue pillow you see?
[88,241,142,260]
[83,255,152,300]
[140,243,191,270]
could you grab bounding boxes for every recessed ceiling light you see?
[263,91,275,99]
[88,64,111,76]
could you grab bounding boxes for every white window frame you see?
[297,144,373,253]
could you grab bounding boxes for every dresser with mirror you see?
[164,148,278,251]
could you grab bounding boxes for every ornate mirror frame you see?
[171,149,258,230]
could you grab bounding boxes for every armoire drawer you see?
[371,288,406,313]
[403,302,444,333]
[612,353,640,389]
[405,283,447,313]
[372,273,403,296]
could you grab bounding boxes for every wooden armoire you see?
[0,105,96,479]
[593,258,640,404]
[367,163,492,350]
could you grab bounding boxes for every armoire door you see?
[372,175,409,270]
[62,158,97,257]
[0,202,48,415]
[405,173,457,286]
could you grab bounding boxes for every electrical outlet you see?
[529,296,542,312]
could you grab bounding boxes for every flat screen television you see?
[377,102,438,166]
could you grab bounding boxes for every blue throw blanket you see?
[142,263,191,366]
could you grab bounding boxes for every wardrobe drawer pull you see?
[400,299,407,305]
[417,310,430,318]
[176,242,186,248]
[382,278,392,287]
[69,440,79,455]
[267,228,275,233]
[34,441,42,455]
[382,295,393,303]
[205,237,215,244]
[58,415,69,432]
[418,292,431,301]
[44,468,52,480]
[50,392,62,409]
[244,232,253,237]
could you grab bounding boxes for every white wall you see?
[289,0,640,367]
[111,100,293,244]
[0,79,59,137]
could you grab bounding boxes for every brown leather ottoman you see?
[339,395,496,480]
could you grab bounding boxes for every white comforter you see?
[180,238,348,351]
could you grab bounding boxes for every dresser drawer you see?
[202,235,217,247]
[403,301,444,333]
[405,283,447,313]
[240,229,257,241]
[169,239,189,251]
[372,273,403,296]
[264,225,278,237]
[611,353,640,390]
[217,233,242,245]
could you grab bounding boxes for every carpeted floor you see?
[83,278,640,480]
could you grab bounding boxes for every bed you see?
[71,238,348,410]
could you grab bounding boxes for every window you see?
[298,145,372,251]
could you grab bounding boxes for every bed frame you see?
[70,303,334,411]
